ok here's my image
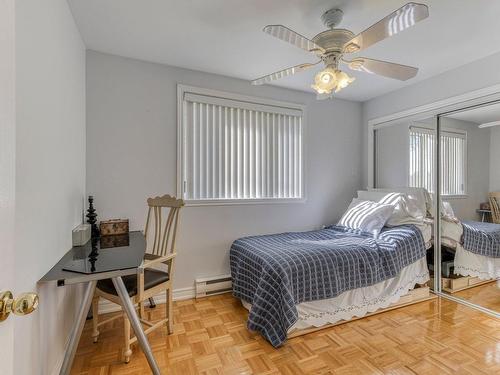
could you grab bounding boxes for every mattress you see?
[242,257,429,332]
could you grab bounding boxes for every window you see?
[409,126,466,196]
[440,130,467,196]
[178,86,305,204]
[409,127,435,194]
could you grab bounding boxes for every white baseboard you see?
[97,286,196,314]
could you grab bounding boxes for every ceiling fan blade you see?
[478,121,500,129]
[263,25,325,55]
[251,61,320,85]
[346,57,418,81]
[344,2,429,53]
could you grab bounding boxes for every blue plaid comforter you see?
[230,225,426,347]
[462,221,500,258]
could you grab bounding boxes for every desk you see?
[476,209,492,222]
[39,232,161,375]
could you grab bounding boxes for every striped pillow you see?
[338,198,395,237]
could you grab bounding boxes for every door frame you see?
[0,0,16,372]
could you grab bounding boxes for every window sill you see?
[442,194,468,199]
[184,197,307,207]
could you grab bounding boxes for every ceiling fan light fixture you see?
[311,66,337,94]
[311,67,355,95]
[334,70,355,92]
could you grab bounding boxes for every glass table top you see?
[39,231,146,285]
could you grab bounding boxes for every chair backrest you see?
[489,192,500,224]
[144,194,184,257]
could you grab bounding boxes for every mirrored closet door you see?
[373,117,437,289]
[438,102,500,312]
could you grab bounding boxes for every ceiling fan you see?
[478,121,500,129]
[251,2,429,99]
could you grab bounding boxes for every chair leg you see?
[139,301,145,319]
[123,313,132,363]
[91,296,100,343]
[167,288,173,334]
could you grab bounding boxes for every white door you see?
[0,0,16,373]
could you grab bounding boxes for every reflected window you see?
[409,126,466,196]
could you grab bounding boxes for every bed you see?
[370,189,499,281]
[230,223,430,347]
[448,220,500,280]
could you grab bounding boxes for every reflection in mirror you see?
[439,102,500,312]
[373,118,436,293]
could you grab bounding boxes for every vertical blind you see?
[180,91,304,202]
[409,127,466,195]
[440,131,466,196]
[409,127,435,193]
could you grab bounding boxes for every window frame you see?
[177,84,307,206]
[407,125,467,198]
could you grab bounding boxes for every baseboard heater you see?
[195,274,232,299]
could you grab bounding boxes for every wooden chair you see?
[91,194,184,363]
[489,192,500,224]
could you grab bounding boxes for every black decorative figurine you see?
[88,237,99,273]
[86,195,100,238]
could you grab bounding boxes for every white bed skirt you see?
[454,244,500,280]
[241,258,429,333]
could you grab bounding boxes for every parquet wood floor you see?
[71,294,500,375]
[453,281,500,311]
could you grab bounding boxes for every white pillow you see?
[442,201,455,217]
[358,190,425,226]
[338,198,395,238]
[367,187,431,217]
[441,201,458,222]
[378,192,425,226]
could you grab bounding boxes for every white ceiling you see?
[447,102,500,125]
[67,0,500,102]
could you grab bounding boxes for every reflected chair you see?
[489,192,500,224]
[91,194,184,363]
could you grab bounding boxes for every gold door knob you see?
[0,291,39,322]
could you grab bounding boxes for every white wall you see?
[375,123,410,188]
[86,50,363,291]
[15,1,86,374]
[490,126,500,192]
[362,51,500,188]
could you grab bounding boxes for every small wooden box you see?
[100,233,130,249]
[100,219,129,236]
